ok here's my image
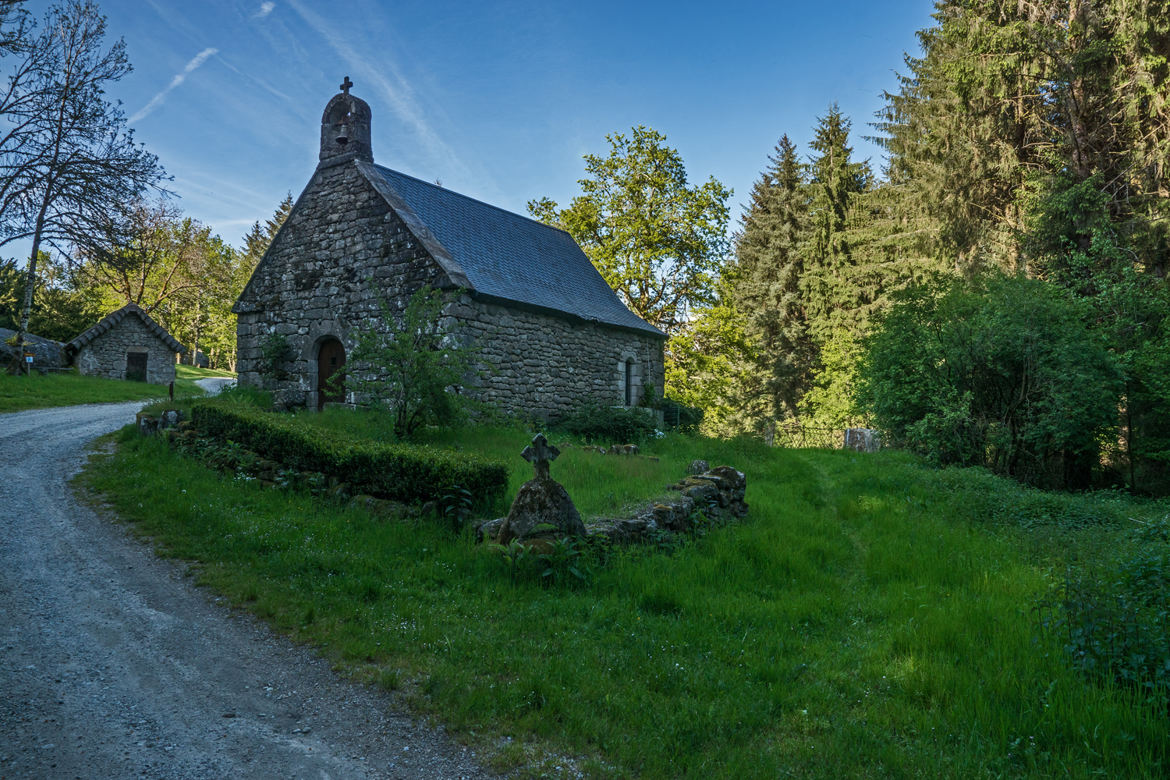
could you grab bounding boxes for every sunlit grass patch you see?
[0,369,174,412]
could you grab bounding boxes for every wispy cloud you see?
[253,2,275,20]
[130,47,219,123]
[284,0,470,179]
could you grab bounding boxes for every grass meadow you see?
[82,420,1170,778]
[0,364,232,413]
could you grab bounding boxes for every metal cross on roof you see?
[522,433,560,481]
[340,76,353,95]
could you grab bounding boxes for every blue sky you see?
[24,0,937,250]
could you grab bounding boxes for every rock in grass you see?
[496,433,586,544]
[496,476,586,544]
[476,517,504,543]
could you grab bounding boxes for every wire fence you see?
[766,423,881,451]
[767,423,843,450]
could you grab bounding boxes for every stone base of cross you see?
[497,432,584,544]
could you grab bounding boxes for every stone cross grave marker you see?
[522,433,559,481]
[340,75,353,95]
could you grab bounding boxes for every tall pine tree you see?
[800,107,873,428]
[732,135,815,423]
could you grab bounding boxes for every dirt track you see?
[0,401,489,778]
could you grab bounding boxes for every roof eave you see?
[355,160,474,291]
[468,291,667,340]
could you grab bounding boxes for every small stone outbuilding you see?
[233,79,666,419]
[66,303,185,384]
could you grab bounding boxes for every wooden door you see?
[126,352,148,382]
[317,338,345,410]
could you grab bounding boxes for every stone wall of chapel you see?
[73,315,177,385]
[446,295,665,421]
[234,160,446,409]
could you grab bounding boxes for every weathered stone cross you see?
[522,433,560,481]
[340,76,353,95]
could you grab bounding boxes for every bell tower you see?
[319,76,372,166]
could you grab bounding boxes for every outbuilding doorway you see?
[316,337,346,410]
[125,351,148,382]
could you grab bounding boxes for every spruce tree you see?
[265,193,294,240]
[802,106,872,341]
[732,135,815,422]
[879,0,1170,276]
[798,107,873,428]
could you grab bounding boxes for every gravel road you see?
[193,377,235,396]
[0,401,491,779]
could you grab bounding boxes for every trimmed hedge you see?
[190,402,508,506]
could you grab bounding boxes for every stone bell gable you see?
[234,78,666,419]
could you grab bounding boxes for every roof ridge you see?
[67,303,185,354]
[372,164,574,238]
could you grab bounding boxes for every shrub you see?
[860,275,1120,489]
[552,402,657,443]
[339,285,477,439]
[656,396,703,433]
[190,401,507,506]
[1044,516,1170,707]
[259,333,292,382]
[639,381,703,433]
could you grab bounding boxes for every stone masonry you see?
[66,303,183,385]
[446,297,662,418]
[234,80,665,419]
[235,160,447,409]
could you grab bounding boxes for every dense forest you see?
[543,0,1170,493]
[0,194,290,369]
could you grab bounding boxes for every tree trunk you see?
[15,194,51,375]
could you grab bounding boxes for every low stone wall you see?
[478,464,748,545]
[585,466,748,543]
[0,328,66,372]
[135,409,183,435]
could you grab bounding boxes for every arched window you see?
[316,337,346,410]
[624,359,634,406]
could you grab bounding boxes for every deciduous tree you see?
[528,126,730,335]
[0,0,166,366]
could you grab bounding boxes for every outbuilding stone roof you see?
[357,162,666,339]
[66,303,186,355]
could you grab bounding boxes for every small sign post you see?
[23,352,33,376]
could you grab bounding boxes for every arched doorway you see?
[316,337,346,410]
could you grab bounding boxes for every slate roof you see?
[66,303,186,354]
[356,161,665,338]
[0,327,65,367]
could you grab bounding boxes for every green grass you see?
[81,423,1170,778]
[174,364,235,396]
[303,408,687,516]
[0,370,175,412]
[0,364,236,413]
[175,364,235,379]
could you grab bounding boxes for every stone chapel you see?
[233,79,666,418]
